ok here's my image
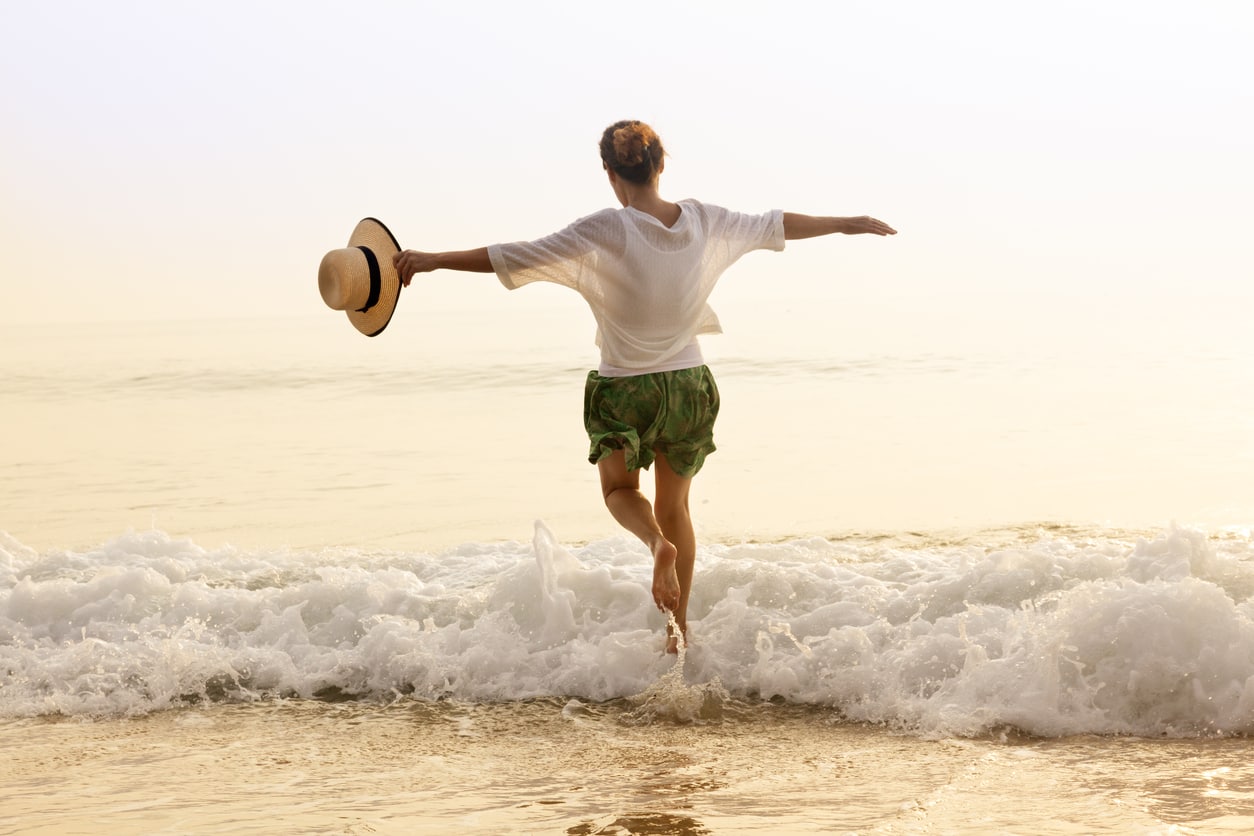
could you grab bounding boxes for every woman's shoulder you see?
[549,207,628,252]
[678,199,779,223]
[676,198,734,218]
[678,199,751,229]
[565,206,625,232]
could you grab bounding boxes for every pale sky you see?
[2,0,1251,325]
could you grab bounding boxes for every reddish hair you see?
[599,120,664,184]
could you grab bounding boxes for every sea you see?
[3,292,1254,834]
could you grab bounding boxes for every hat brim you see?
[345,217,402,337]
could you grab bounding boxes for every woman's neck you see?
[621,182,680,227]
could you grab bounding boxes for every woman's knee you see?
[597,450,639,500]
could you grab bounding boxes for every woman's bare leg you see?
[597,450,680,613]
[653,451,695,653]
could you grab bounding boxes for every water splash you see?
[622,610,731,725]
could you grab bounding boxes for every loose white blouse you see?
[488,200,785,376]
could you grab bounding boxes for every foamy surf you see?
[3,522,1254,738]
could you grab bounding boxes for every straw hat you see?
[318,217,402,337]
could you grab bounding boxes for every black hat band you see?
[355,246,382,312]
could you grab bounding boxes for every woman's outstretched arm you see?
[782,214,896,240]
[393,248,493,286]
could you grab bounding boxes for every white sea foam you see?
[3,522,1254,738]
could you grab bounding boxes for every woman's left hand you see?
[842,216,897,236]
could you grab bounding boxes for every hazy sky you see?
[2,0,1251,325]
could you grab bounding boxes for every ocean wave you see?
[3,523,1254,739]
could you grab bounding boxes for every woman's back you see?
[488,199,784,372]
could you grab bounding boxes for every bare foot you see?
[651,538,680,613]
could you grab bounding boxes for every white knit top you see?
[488,200,785,374]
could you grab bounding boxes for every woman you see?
[394,120,895,652]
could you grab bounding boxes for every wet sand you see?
[3,700,1253,835]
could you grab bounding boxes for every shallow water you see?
[4,700,1254,835]
[3,300,1253,551]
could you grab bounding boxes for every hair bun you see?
[599,119,665,184]
[612,122,658,167]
